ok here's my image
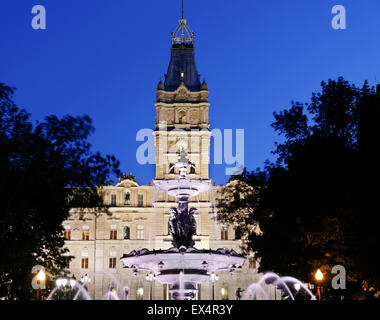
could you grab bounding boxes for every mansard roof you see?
[164,44,201,92]
[163,20,201,92]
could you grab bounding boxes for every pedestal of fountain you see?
[120,149,246,300]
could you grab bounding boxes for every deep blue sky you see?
[1,1,380,185]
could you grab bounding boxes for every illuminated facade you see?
[63,18,264,300]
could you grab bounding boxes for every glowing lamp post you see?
[56,277,76,299]
[80,274,91,290]
[36,269,46,300]
[315,269,324,300]
[210,273,219,300]
[146,272,155,300]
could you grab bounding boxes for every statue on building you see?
[118,172,136,182]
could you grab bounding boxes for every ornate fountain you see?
[120,149,246,300]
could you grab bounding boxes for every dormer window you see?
[124,192,130,205]
[179,111,186,124]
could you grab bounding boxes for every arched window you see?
[124,192,130,205]
[178,111,186,124]
[123,226,130,239]
[169,163,175,174]
[189,166,196,174]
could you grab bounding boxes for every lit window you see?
[196,284,201,300]
[221,227,228,240]
[136,283,144,300]
[82,226,90,240]
[178,111,186,124]
[64,226,71,240]
[109,252,117,269]
[249,257,256,269]
[123,226,130,239]
[109,258,116,268]
[111,194,116,206]
[124,192,130,205]
[110,230,116,240]
[137,225,144,240]
[163,284,170,300]
[138,194,143,207]
[221,284,229,300]
[82,231,89,240]
[81,256,89,269]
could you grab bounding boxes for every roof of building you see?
[163,20,201,92]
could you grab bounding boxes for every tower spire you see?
[181,0,184,19]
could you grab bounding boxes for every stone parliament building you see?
[63,18,263,300]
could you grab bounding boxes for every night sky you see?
[1,0,380,185]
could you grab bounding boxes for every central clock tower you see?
[154,19,211,180]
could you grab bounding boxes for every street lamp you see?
[315,269,324,300]
[36,269,46,300]
[56,277,76,300]
[146,272,155,300]
[80,274,92,290]
[210,273,219,300]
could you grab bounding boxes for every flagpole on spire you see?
[181,0,184,19]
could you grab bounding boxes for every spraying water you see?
[245,272,316,300]
[47,281,92,300]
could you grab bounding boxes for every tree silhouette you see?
[0,83,120,299]
[219,78,380,299]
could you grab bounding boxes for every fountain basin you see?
[154,179,212,198]
[121,247,245,299]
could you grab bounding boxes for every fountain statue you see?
[120,149,246,300]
